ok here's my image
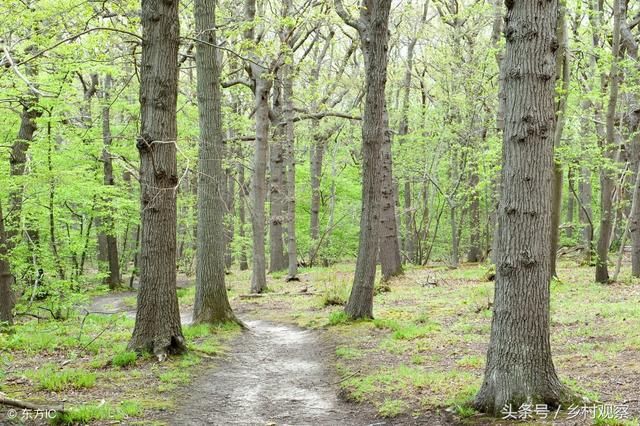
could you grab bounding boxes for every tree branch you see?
[334,0,363,32]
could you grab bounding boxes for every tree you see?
[335,0,392,319]
[0,203,14,325]
[595,0,622,284]
[128,0,185,358]
[192,0,239,324]
[101,74,122,289]
[474,0,569,413]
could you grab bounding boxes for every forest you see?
[1,0,640,424]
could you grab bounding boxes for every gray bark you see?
[269,82,287,273]
[101,75,121,289]
[336,0,392,319]
[550,2,569,279]
[128,0,185,357]
[0,203,14,324]
[596,0,622,283]
[379,109,402,279]
[192,0,238,324]
[475,0,568,413]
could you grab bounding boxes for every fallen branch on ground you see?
[0,393,66,413]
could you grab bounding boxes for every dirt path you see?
[88,292,193,325]
[172,320,389,426]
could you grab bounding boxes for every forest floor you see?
[1,259,640,425]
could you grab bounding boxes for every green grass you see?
[378,398,408,417]
[336,347,363,359]
[112,351,137,368]
[29,365,96,391]
[328,311,349,325]
[52,400,142,425]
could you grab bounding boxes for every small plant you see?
[112,351,137,368]
[31,365,96,391]
[336,347,362,359]
[321,279,351,307]
[328,311,349,325]
[378,399,407,417]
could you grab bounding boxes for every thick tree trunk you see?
[128,0,185,357]
[475,0,568,414]
[631,158,640,276]
[379,109,402,280]
[282,59,298,280]
[596,0,622,284]
[192,0,238,324]
[269,85,287,273]
[0,204,14,325]
[337,0,392,319]
[101,75,121,289]
[250,75,272,293]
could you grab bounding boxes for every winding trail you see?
[172,320,384,426]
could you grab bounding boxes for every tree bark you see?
[192,0,238,324]
[467,172,482,262]
[336,0,392,319]
[379,109,402,279]
[101,74,121,289]
[128,0,185,357]
[250,75,272,293]
[281,33,298,281]
[0,203,14,324]
[238,154,249,271]
[474,0,568,413]
[596,0,622,284]
[269,82,287,273]
[549,2,569,279]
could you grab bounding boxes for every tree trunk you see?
[128,0,185,357]
[250,75,272,293]
[0,203,14,325]
[379,109,402,280]
[309,121,324,242]
[282,44,298,281]
[336,0,392,319]
[101,74,121,289]
[566,167,575,239]
[224,165,235,270]
[467,172,482,262]
[192,0,238,324]
[596,0,622,284]
[268,83,287,273]
[238,156,249,271]
[474,0,568,414]
[549,2,569,279]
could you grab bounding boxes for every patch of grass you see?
[320,279,351,307]
[563,377,600,402]
[30,365,96,391]
[446,384,479,419]
[593,414,639,426]
[378,398,407,417]
[336,347,362,359]
[52,400,142,425]
[456,355,483,369]
[328,311,349,325]
[112,351,137,368]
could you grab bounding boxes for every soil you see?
[170,319,432,426]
